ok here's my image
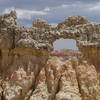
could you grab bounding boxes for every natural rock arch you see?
[0,11,100,74]
[0,11,100,100]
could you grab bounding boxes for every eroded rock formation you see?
[0,11,99,100]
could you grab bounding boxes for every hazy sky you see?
[0,0,100,50]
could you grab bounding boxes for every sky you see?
[0,0,100,50]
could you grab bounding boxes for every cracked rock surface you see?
[0,11,100,100]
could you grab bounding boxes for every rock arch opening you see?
[51,38,81,60]
[53,38,78,51]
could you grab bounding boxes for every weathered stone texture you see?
[0,11,99,70]
[0,11,99,100]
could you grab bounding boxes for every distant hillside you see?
[50,49,82,60]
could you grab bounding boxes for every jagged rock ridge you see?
[0,11,99,100]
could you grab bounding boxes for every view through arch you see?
[52,38,80,59]
[53,38,78,50]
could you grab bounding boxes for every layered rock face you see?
[0,11,99,100]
